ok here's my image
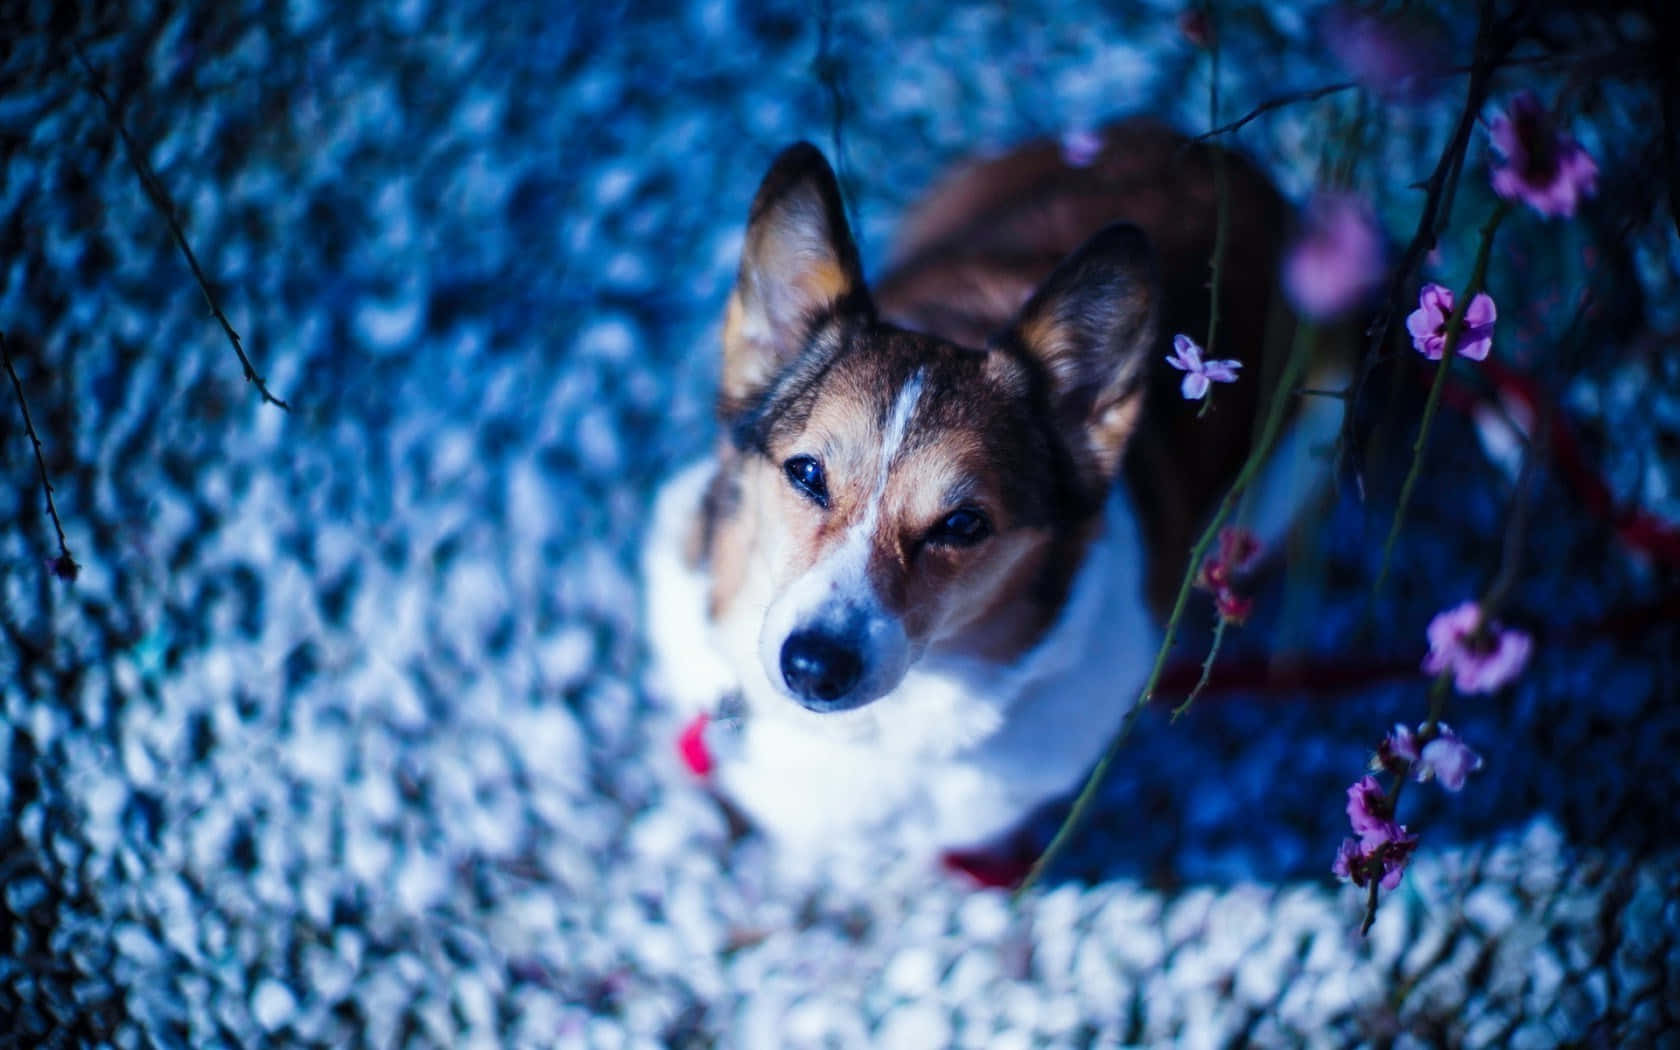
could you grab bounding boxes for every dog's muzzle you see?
[778,627,866,711]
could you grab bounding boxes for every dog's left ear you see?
[999,223,1159,484]
[720,143,871,419]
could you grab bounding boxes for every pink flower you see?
[1488,92,1599,219]
[1406,283,1497,361]
[1165,334,1241,400]
[1378,722,1484,791]
[1333,832,1417,890]
[1422,600,1533,694]
[1196,526,1260,624]
[1345,776,1394,844]
[1374,722,1421,773]
[1284,193,1386,320]
[1336,776,1419,890]
[1060,128,1103,168]
[1417,723,1483,791]
[1320,3,1449,101]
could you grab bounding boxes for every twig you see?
[1189,79,1359,144]
[1356,293,1586,936]
[2,333,79,580]
[1201,19,1232,412]
[1371,201,1510,601]
[72,47,289,410]
[1337,0,1520,479]
[1171,616,1228,722]
[814,0,859,236]
[1187,45,1593,148]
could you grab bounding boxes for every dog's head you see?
[716,143,1158,714]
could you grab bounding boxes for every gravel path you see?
[2,2,1677,1047]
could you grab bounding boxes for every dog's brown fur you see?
[875,117,1296,614]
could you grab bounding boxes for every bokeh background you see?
[2,1,1677,1046]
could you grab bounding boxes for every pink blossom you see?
[1379,722,1484,791]
[1374,722,1421,773]
[1406,283,1497,361]
[1165,334,1241,400]
[1345,775,1394,844]
[1422,600,1533,694]
[1320,3,1449,101]
[1489,92,1599,219]
[1336,776,1419,890]
[1196,526,1260,624]
[1333,832,1417,890]
[1060,128,1103,168]
[1418,723,1484,791]
[1284,193,1386,320]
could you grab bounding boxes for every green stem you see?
[1172,615,1229,722]
[1371,202,1510,602]
[1015,323,1316,898]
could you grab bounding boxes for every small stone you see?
[956,889,1013,941]
[251,978,297,1032]
[875,1002,952,1050]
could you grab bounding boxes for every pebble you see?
[3,4,1675,1049]
[876,1001,953,1050]
[251,978,297,1032]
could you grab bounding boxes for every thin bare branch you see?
[2,332,79,580]
[73,46,289,411]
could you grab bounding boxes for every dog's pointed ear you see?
[998,223,1159,483]
[720,143,870,418]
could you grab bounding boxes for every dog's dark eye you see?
[783,455,829,508]
[927,507,991,548]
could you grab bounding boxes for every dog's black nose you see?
[779,629,864,710]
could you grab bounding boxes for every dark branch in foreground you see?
[1189,79,1360,144]
[73,47,289,411]
[1338,0,1522,478]
[2,333,79,581]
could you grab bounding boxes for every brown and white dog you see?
[643,119,1342,872]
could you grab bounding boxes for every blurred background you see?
[2,0,1676,1046]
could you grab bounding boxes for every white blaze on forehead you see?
[862,369,925,531]
[823,367,925,586]
[758,370,923,702]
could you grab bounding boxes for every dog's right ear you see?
[719,143,870,420]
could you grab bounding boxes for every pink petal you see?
[1378,856,1408,891]
[1457,627,1532,693]
[1387,723,1421,763]
[1170,333,1204,371]
[1332,838,1362,882]
[1202,359,1242,384]
[1464,292,1497,328]
[1420,283,1454,316]
[1060,128,1104,168]
[1426,601,1480,655]
[1418,726,1484,790]
[1457,328,1493,362]
[1488,113,1521,167]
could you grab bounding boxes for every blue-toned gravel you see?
[2,1,1677,1047]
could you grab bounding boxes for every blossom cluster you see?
[1195,526,1259,624]
[1332,776,1417,890]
